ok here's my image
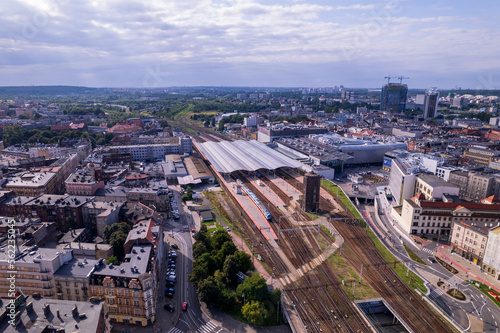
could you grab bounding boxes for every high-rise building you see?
[380,83,408,113]
[423,88,439,119]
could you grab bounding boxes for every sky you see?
[1,0,500,89]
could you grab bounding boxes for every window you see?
[66,281,70,286]
[134,309,141,315]
[67,288,71,294]
[75,289,79,295]
[133,291,139,297]
[133,300,140,307]
[74,282,78,287]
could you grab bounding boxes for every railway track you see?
[332,220,457,333]
[259,173,292,205]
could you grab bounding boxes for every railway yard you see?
[199,157,458,332]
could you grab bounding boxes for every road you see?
[166,186,228,333]
[360,190,500,333]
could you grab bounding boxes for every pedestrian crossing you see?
[429,287,444,299]
[197,321,220,333]
[422,247,434,255]
[167,321,222,333]
[448,275,462,287]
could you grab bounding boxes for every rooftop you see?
[0,297,103,333]
[6,171,56,188]
[196,139,302,174]
[92,244,152,278]
[65,168,97,184]
[53,257,99,277]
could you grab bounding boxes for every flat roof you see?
[53,257,99,277]
[92,244,152,278]
[0,297,103,333]
[196,140,302,174]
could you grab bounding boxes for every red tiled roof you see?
[126,173,149,180]
[419,201,500,210]
[482,195,500,204]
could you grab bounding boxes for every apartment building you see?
[449,170,469,199]
[53,257,99,302]
[482,226,500,280]
[463,145,499,167]
[82,200,122,237]
[450,221,489,266]
[5,171,58,196]
[465,172,497,202]
[65,168,105,195]
[89,244,156,326]
[0,247,72,298]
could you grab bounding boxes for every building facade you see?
[482,226,500,281]
[450,221,489,266]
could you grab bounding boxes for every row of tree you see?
[190,225,281,325]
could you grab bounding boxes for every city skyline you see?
[2,0,500,89]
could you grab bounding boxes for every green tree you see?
[103,222,131,243]
[233,251,255,273]
[214,241,237,268]
[236,273,268,303]
[197,276,221,303]
[211,230,232,252]
[193,241,209,260]
[222,255,239,286]
[109,230,128,260]
[241,301,268,325]
[106,255,120,265]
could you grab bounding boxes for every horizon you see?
[3,0,500,90]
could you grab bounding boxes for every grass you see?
[404,244,427,265]
[321,179,363,220]
[435,257,458,274]
[468,280,500,308]
[318,226,335,251]
[327,254,380,300]
[366,228,427,294]
[447,289,466,300]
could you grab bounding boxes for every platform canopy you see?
[197,140,303,174]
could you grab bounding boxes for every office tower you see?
[380,83,408,113]
[423,88,439,119]
[302,173,320,212]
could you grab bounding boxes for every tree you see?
[236,273,269,303]
[241,301,268,325]
[197,276,221,303]
[233,251,255,273]
[103,222,131,243]
[214,241,237,268]
[211,230,232,252]
[222,255,239,287]
[106,255,120,265]
[109,230,128,260]
[193,241,208,260]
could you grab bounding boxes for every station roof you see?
[197,140,302,174]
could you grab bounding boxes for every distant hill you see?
[0,85,100,98]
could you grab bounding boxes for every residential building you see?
[449,170,469,199]
[5,171,58,196]
[83,200,122,236]
[450,221,489,266]
[482,226,500,281]
[0,247,72,298]
[112,139,192,161]
[465,172,498,202]
[65,168,105,195]
[388,153,421,205]
[463,145,499,167]
[90,244,157,326]
[53,257,99,302]
[0,297,105,333]
[28,145,62,159]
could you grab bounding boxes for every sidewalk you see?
[436,245,500,294]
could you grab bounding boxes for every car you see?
[166,269,175,275]
[428,256,437,263]
[171,244,179,250]
[225,226,231,232]
[182,302,188,311]
[164,304,175,312]
[166,281,175,287]
[165,288,175,294]
[165,292,174,298]
[169,252,177,257]
[191,228,195,233]
[168,259,176,264]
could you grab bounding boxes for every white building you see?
[482,226,500,280]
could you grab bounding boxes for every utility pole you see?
[352,280,356,298]
[359,265,363,284]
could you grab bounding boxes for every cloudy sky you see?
[2,0,500,89]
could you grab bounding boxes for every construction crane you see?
[384,75,392,84]
[397,76,409,84]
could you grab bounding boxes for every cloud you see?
[0,0,499,88]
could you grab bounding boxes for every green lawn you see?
[468,280,500,308]
[404,244,427,265]
[366,228,427,294]
[321,179,363,220]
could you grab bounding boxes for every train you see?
[236,179,272,221]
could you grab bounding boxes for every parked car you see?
[166,281,175,287]
[191,228,195,233]
[164,303,175,312]
[165,288,175,294]
[165,292,174,298]
[225,226,231,232]
[171,244,179,250]
[182,301,188,311]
